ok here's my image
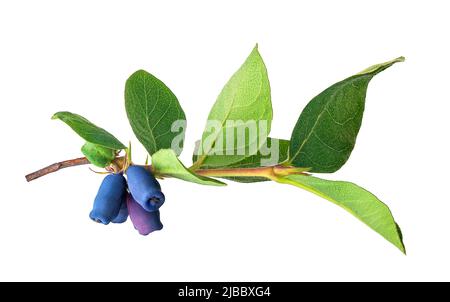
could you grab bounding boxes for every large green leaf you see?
[288,57,404,173]
[52,111,125,150]
[152,149,225,186]
[218,138,289,169]
[193,138,289,168]
[125,70,186,155]
[275,174,405,253]
[192,45,272,169]
[193,138,289,183]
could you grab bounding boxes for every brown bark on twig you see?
[25,157,90,182]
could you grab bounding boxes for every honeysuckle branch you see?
[25,156,309,182]
[25,157,92,182]
[193,165,309,180]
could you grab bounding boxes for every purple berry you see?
[127,194,163,235]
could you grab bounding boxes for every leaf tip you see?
[51,112,61,120]
[357,56,406,76]
[250,43,262,57]
[397,244,406,255]
[395,222,407,255]
[128,69,148,80]
[135,69,147,74]
[382,56,405,66]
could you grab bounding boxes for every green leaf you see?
[81,142,116,168]
[125,70,186,156]
[193,138,289,183]
[193,45,272,168]
[152,149,226,186]
[193,138,289,168]
[225,138,289,169]
[288,57,404,173]
[275,174,405,253]
[52,111,126,150]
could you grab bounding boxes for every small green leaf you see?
[288,57,404,173]
[152,149,226,186]
[81,142,115,168]
[193,138,289,183]
[125,70,186,156]
[52,111,126,150]
[193,45,272,168]
[276,174,405,253]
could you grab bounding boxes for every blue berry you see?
[127,194,163,235]
[126,165,165,212]
[89,173,127,225]
[111,198,128,223]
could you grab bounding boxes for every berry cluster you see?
[89,166,165,235]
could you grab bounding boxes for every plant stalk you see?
[25,156,308,182]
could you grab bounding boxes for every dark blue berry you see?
[111,198,128,223]
[126,165,165,212]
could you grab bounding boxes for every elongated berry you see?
[126,165,165,212]
[89,173,127,225]
[127,194,163,235]
[111,199,128,223]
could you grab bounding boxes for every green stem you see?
[192,165,309,179]
[194,166,275,179]
[189,158,204,171]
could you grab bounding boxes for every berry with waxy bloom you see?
[89,173,127,225]
[127,193,163,235]
[126,165,165,212]
[111,199,128,223]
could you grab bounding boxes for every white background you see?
[1,0,449,281]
